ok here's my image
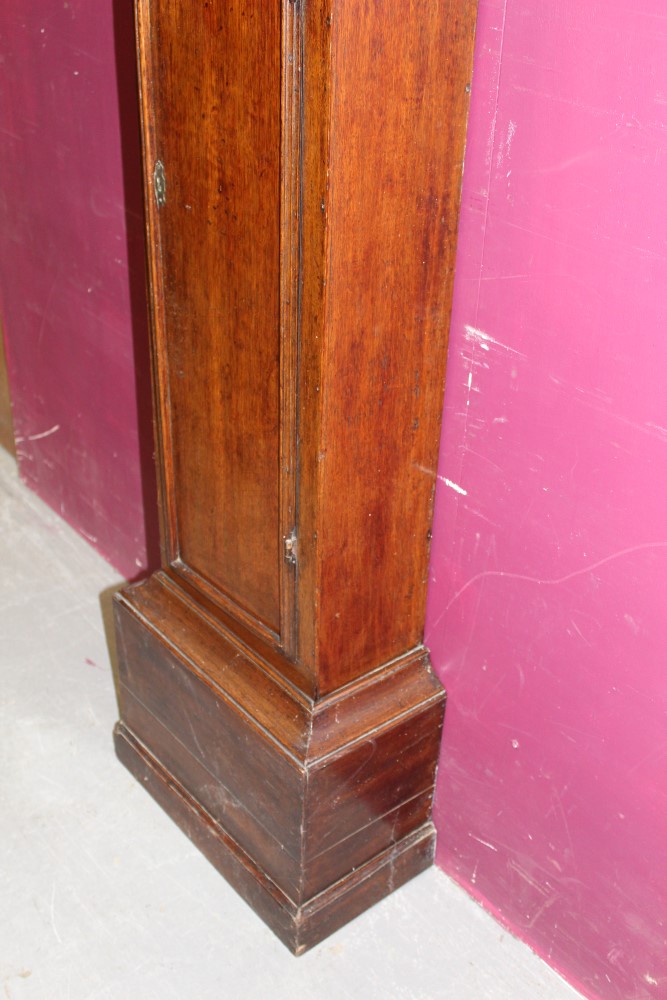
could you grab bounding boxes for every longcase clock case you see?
[113,0,478,953]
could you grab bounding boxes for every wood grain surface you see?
[140,0,285,637]
[298,0,478,693]
[115,0,478,952]
[114,573,444,947]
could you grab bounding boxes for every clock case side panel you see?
[295,0,479,694]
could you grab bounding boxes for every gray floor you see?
[0,446,583,1000]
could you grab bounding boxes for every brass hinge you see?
[284,529,297,566]
[153,160,166,208]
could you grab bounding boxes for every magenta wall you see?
[3,2,666,996]
[426,1,667,998]
[0,1,157,578]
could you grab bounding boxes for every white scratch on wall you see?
[443,541,667,613]
[470,833,499,852]
[24,424,61,442]
[464,324,526,358]
[440,477,468,497]
[497,118,517,169]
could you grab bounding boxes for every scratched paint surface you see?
[0,2,157,577]
[426,1,667,998]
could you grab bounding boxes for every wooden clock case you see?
[113,0,478,954]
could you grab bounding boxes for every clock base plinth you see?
[115,723,436,954]
[112,574,446,953]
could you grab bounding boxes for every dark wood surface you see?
[298,0,479,695]
[138,0,289,640]
[115,0,479,953]
[114,574,444,942]
[115,720,437,955]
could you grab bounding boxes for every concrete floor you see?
[0,446,583,1000]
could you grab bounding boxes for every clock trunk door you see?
[138,1,297,648]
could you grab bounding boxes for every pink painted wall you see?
[3,1,666,995]
[426,1,667,998]
[0,1,158,579]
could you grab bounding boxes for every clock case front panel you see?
[138,0,298,656]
